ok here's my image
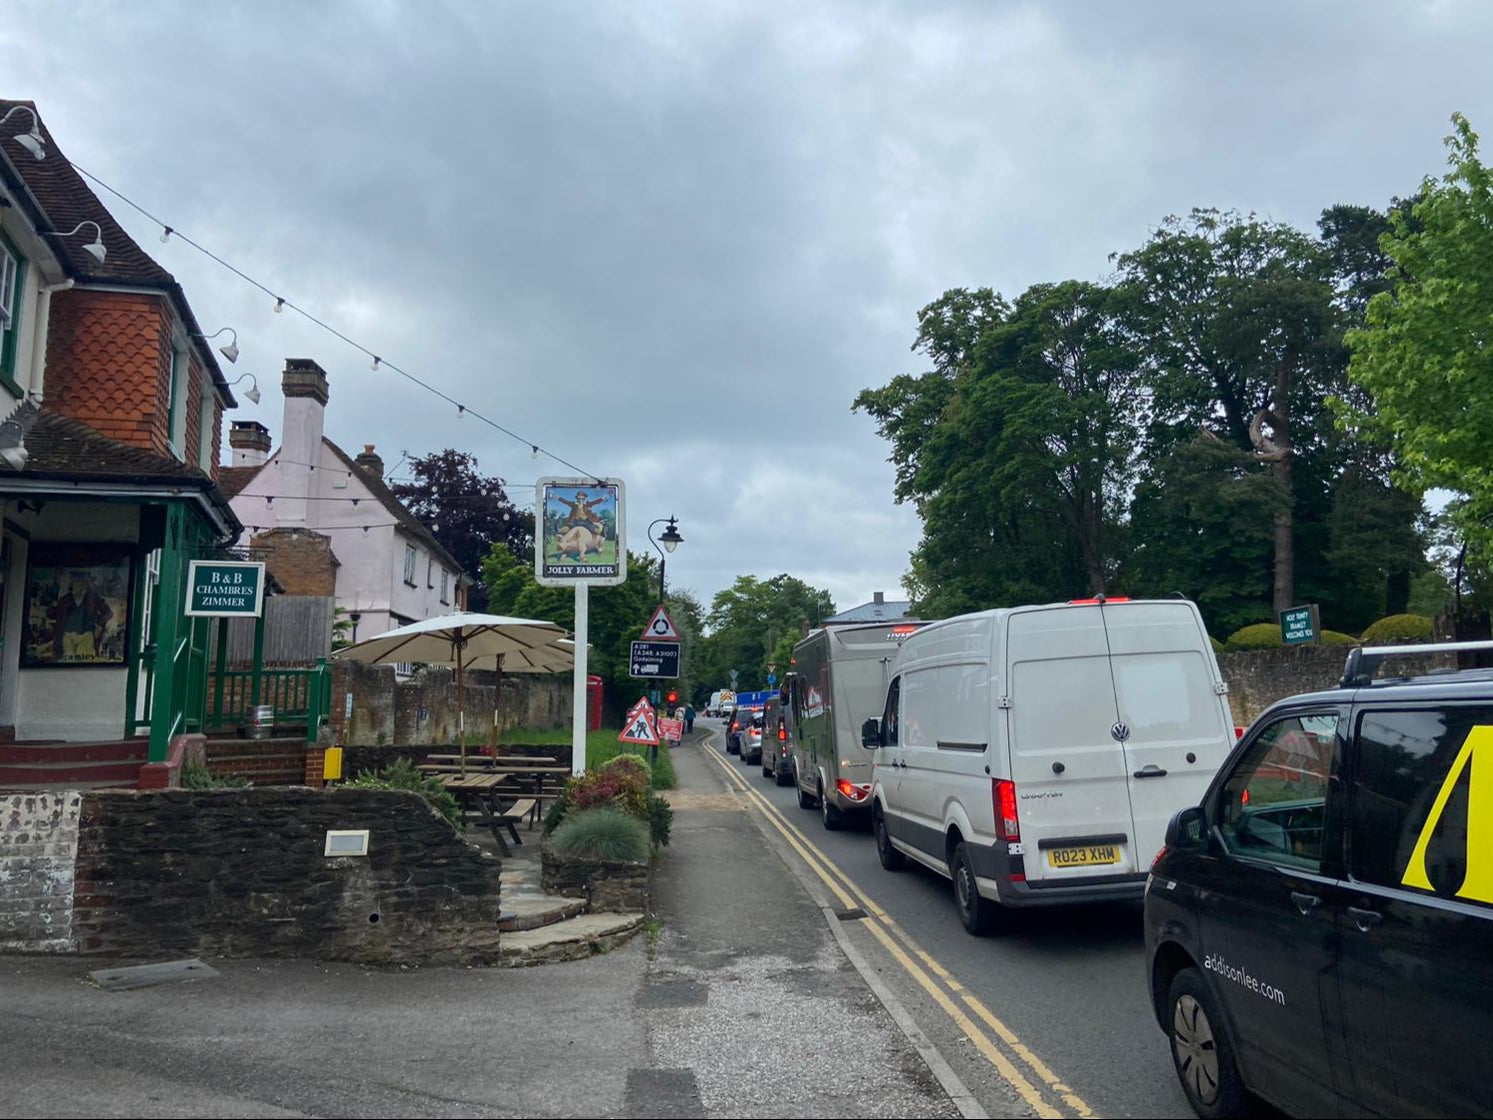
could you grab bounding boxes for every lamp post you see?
[647,515,683,605]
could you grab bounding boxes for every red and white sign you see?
[619,705,660,745]
[657,717,684,742]
[641,605,681,641]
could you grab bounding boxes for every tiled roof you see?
[225,439,464,575]
[0,404,241,532]
[217,465,261,500]
[322,439,464,574]
[0,99,233,405]
[825,599,918,624]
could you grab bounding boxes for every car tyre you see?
[726,739,739,756]
[820,783,844,831]
[762,759,773,779]
[951,841,999,935]
[1166,968,1248,1120]
[874,805,905,871]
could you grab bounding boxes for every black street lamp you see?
[647,515,683,605]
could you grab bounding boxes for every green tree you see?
[694,574,835,691]
[1347,114,1493,565]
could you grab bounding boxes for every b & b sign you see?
[185,561,266,618]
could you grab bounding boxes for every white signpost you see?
[536,477,627,776]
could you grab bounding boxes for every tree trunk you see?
[1272,453,1293,613]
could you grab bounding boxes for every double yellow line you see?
[699,739,1097,1120]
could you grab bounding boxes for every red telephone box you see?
[586,675,604,731]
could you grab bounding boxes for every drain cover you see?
[89,959,219,991]
[834,907,868,921]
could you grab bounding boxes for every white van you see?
[863,598,1233,934]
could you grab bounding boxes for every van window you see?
[1217,713,1338,872]
[1112,653,1226,741]
[903,663,988,750]
[882,678,900,746]
[1012,656,1116,752]
[1351,708,1493,908]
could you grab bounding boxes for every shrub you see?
[1320,630,1359,645]
[1359,613,1434,644]
[550,808,650,862]
[645,791,673,849]
[1209,635,1224,654]
[1224,623,1284,652]
[568,761,649,817]
[603,753,650,784]
[180,757,248,789]
[346,757,464,830]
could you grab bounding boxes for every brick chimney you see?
[228,420,271,468]
[874,591,885,605]
[279,358,329,527]
[355,444,384,478]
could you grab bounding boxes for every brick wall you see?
[203,737,311,785]
[68,787,502,964]
[1217,645,1458,725]
[330,661,571,747]
[251,528,338,597]
[0,791,81,952]
[46,288,170,454]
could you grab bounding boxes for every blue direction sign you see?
[630,640,681,679]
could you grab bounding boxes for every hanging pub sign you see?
[534,477,627,586]
[184,560,266,617]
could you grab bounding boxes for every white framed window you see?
[403,544,417,585]
[166,347,189,460]
[0,245,17,332]
[197,390,215,473]
[440,569,449,604]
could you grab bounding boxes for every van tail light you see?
[1234,726,1246,741]
[835,779,871,802]
[778,718,787,742]
[994,779,1020,842]
[1152,845,1168,871]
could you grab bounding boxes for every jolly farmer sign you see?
[184,561,266,617]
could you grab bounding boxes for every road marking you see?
[697,735,1099,1120]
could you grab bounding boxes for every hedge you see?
[1224,623,1284,652]
[1359,613,1433,644]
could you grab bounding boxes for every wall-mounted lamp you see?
[1,106,45,161]
[47,221,106,264]
[196,327,239,364]
[228,372,261,405]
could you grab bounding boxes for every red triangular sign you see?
[619,709,659,745]
[641,605,681,641]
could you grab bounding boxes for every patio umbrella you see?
[335,612,570,772]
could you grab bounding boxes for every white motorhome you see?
[864,598,1233,934]
[788,620,925,829]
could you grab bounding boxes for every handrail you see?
[1341,640,1493,687]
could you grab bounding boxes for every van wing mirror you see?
[861,717,881,748]
[1165,806,1207,852]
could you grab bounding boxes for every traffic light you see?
[667,691,678,705]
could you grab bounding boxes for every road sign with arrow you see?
[629,640,681,678]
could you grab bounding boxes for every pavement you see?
[0,730,963,1119]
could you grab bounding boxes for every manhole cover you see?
[89,959,219,991]
[834,907,868,921]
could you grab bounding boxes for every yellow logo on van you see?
[1400,725,1493,904]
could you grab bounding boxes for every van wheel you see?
[951,842,998,935]
[762,760,772,779]
[1167,968,1248,1119]
[820,784,844,831]
[874,806,904,871]
[774,767,791,787]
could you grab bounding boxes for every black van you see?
[1145,642,1493,1119]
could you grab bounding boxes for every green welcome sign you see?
[185,561,266,617]
[1280,605,1320,646]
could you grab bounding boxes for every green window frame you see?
[0,229,27,398]
[166,348,183,459]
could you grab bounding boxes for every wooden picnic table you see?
[425,754,567,769]
[434,772,552,856]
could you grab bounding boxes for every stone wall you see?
[62,787,501,965]
[330,661,571,747]
[1217,645,1458,725]
[541,845,650,914]
[0,791,81,952]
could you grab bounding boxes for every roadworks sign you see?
[620,701,660,745]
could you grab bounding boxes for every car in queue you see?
[760,692,795,786]
[1146,641,1493,1119]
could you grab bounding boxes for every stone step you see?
[498,912,645,967]
[497,894,588,933]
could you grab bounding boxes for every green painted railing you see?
[206,659,330,734]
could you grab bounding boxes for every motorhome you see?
[788,621,926,829]
[863,598,1233,933]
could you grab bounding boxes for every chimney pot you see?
[228,419,272,467]
[355,444,385,478]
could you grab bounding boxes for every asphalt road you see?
[700,718,1193,1120]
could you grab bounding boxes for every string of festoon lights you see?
[61,156,605,486]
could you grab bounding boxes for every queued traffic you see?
[704,598,1492,1120]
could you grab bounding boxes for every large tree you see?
[390,449,531,612]
[1347,114,1493,568]
[693,574,835,694]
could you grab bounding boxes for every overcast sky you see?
[6,1,1492,614]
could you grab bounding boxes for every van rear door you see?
[1099,602,1233,869]
[1006,608,1138,884]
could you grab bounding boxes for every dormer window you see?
[0,232,25,396]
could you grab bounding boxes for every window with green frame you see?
[0,230,27,398]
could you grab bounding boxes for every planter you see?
[541,842,651,914]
